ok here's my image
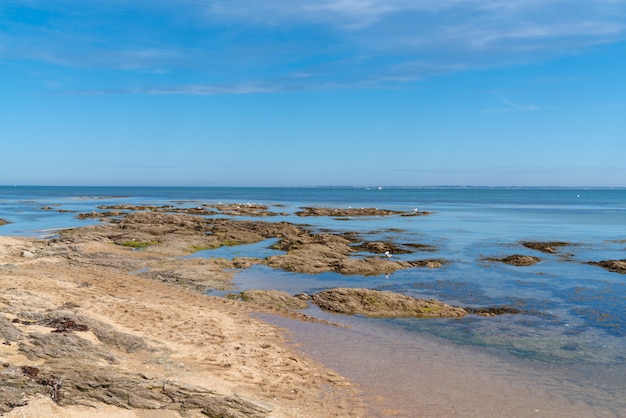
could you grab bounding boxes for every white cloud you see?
[2,0,625,91]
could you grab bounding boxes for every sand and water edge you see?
[1,206,624,417]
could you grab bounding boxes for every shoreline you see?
[1,204,625,417]
[3,234,622,418]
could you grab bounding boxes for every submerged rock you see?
[465,306,522,316]
[310,288,468,318]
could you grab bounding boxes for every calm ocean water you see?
[2,186,625,413]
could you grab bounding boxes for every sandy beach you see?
[2,207,624,417]
[0,235,363,417]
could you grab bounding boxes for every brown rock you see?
[296,207,406,217]
[487,254,541,266]
[589,259,626,274]
[238,290,309,310]
[351,241,413,255]
[311,288,468,318]
[521,241,571,253]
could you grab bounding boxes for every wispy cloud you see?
[483,98,557,113]
[2,0,625,92]
[73,84,280,96]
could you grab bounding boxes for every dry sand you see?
[0,236,363,417]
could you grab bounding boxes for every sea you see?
[1,186,625,416]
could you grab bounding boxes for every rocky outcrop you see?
[76,210,127,220]
[267,230,445,275]
[1,363,273,416]
[350,241,413,255]
[3,309,267,415]
[61,212,301,256]
[236,290,310,310]
[94,202,284,217]
[296,207,428,217]
[521,241,571,253]
[485,254,541,266]
[310,288,468,318]
[60,211,446,276]
[0,218,8,226]
[589,259,626,274]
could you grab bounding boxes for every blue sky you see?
[1,0,625,187]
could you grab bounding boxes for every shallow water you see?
[2,186,625,414]
[257,311,626,417]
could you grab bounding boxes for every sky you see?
[1,0,625,187]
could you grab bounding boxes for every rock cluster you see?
[61,211,444,276]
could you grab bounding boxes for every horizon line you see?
[3,184,625,190]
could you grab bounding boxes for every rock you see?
[521,241,571,253]
[465,306,522,316]
[238,290,309,310]
[296,207,410,217]
[589,259,626,274]
[0,317,22,342]
[209,203,278,217]
[310,288,468,318]
[0,218,9,226]
[408,259,445,269]
[21,250,36,258]
[202,393,274,417]
[77,210,127,220]
[486,254,541,266]
[59,211,443,276]
[350,241,413,255]
[231,257,264,269]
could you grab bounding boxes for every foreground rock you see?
[589,259,626,274]
[310,288,468,318]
